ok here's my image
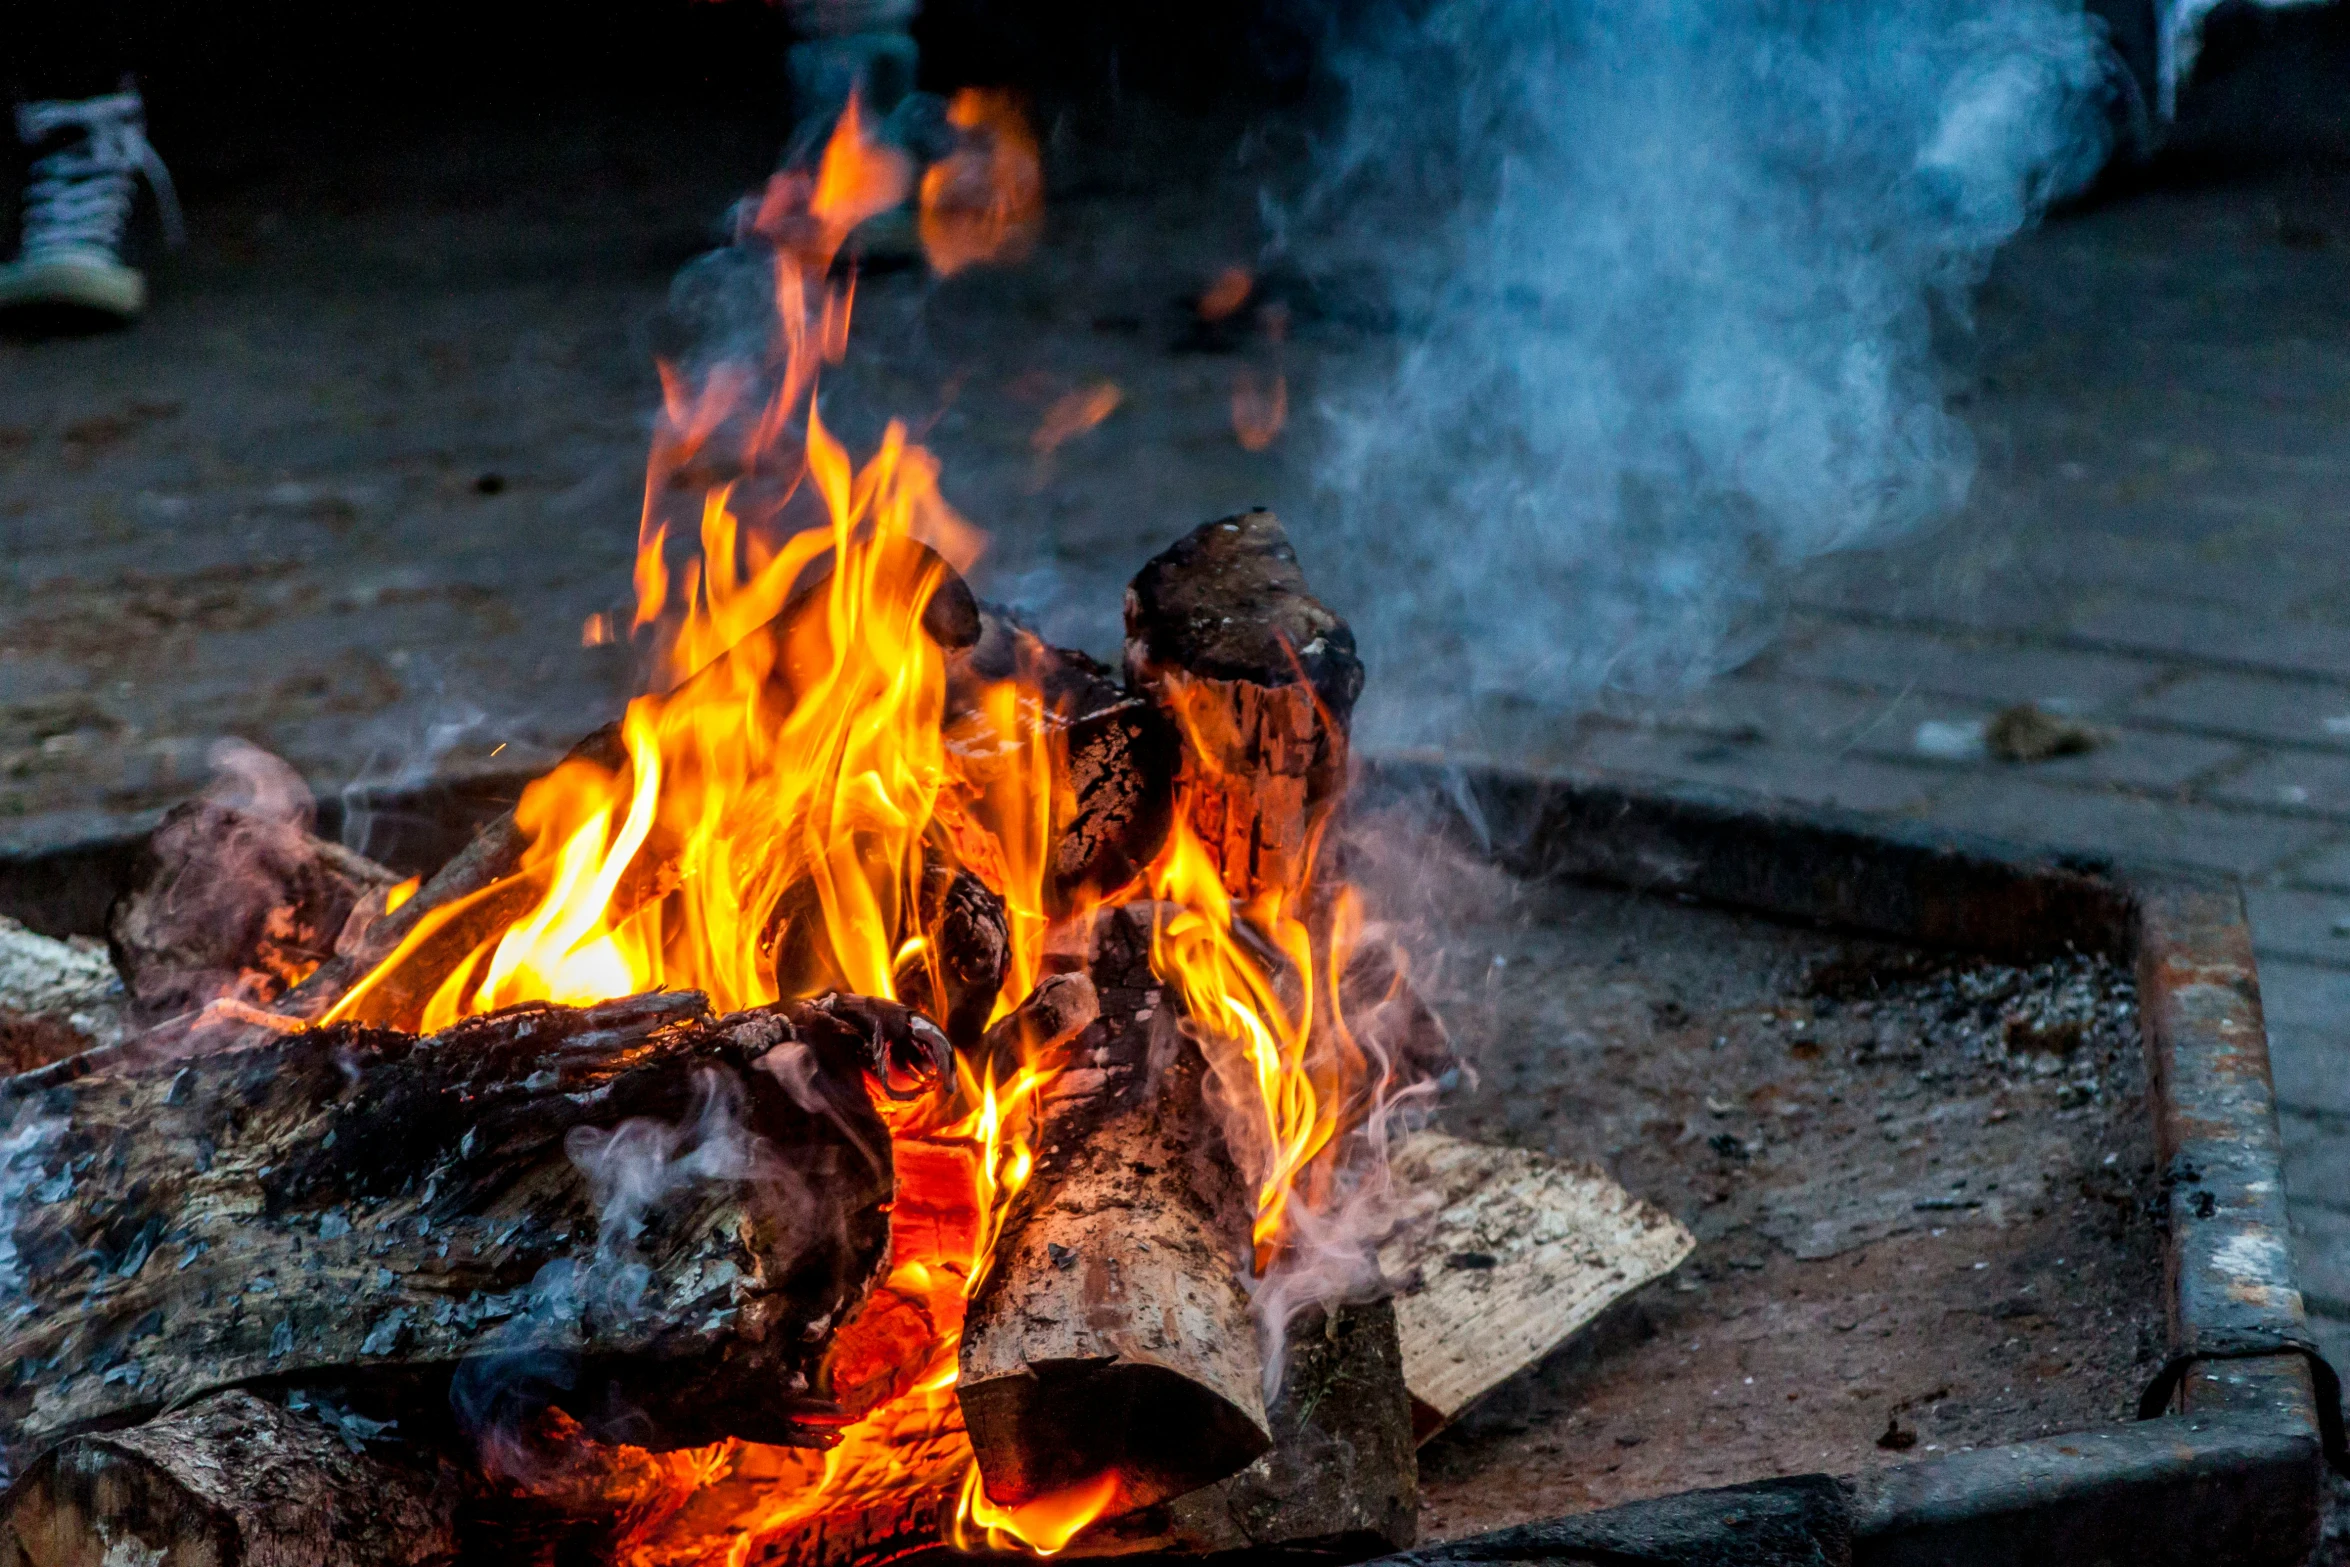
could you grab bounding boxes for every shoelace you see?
[14,91,185,262]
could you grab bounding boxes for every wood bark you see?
[0,1390,460,1567]
[0,991,898,1454]
[1123,510,1362,900]
[957,905,1271,1513]
[108,799,401,1024]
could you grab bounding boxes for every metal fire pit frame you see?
[0,760,2333,1566]
[1356,758,2332,1567]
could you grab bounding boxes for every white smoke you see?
[1297,0,2114,745]
[452,1068,805,1468]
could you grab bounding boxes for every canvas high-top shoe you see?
[1,86,182,322]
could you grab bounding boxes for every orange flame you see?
[1031,381,1122,458]
[1146,816,1362,1272]
[920,89,1043,277]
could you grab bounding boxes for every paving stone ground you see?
[2,66,2347,1468]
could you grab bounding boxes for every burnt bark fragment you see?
[0,1390,462,1567]
[1124,510,1361,900]
[957,905,1271,1513]
[0,991,894,1457]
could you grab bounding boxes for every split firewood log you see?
[0,990,900,1457]
[957,904,1272,1514]
[0,1389,462,1567]
[108,797,401,1024]
[1124,509,1363,900]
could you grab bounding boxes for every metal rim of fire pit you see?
[1358,756,2333,1567]
[0,759,2334,1567]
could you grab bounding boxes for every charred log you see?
[108,799,401,1023]
[0,991,894,1456]
[0,1390,461,1567]
[957,905,1271,1513]
[1124,510,1362,900]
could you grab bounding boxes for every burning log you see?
[0,991,896,1455]
[0,1390,461,1567]
[958,905,1273,1514]
[109,797,402,1023]
[949,605,1178,915]
[275,722,630,1029]
[1124,509,1362,900]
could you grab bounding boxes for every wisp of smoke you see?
[1300,0,2114,745]
[451,1069,798,1471]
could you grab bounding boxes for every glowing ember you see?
[1230,369,1288,452]
[920,89,1045,277]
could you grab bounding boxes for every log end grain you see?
[1122,510,1362,725]
[959,1357,1276,1517]
[0,1390,460,1567]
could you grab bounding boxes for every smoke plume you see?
[1297,0,2113,745]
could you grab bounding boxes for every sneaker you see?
[0,88,183,323]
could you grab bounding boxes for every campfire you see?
[0,97,1691,1567]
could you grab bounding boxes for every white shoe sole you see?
[0,255,146,319]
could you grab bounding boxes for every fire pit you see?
[0,97,2332,1567]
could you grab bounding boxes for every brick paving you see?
[1569,167,2350,1374]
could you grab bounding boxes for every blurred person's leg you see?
[2,0,181,323]
[781,0,939,257]
[782,0,922,155]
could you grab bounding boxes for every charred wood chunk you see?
[1049,683,1178,917]
[782,991,955,1102]
[0,1389,462,1567]
[1078,1299,1419,1558]
[892,859,1011,1051]
[947,606,1177,917]
[970,969,1100,1087]
[108,799,400,1022]
[0,992,893,1456]
[1123,508,1361,726]
[958,906,1271,1514]
[1124,510,1361,899]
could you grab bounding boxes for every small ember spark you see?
[1231,369,1287,451]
